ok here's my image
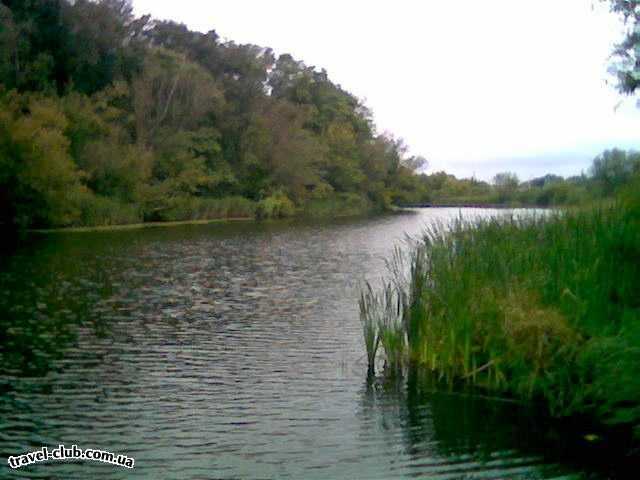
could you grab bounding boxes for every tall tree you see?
[132,48,223,146]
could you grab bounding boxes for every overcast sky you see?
[133,0,639,181]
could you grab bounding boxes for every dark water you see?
[0,210,609,479]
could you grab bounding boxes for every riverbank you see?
[361,188,640,454]
[399,202,543,209]
[21,193,386,234]
[28,217,255,234]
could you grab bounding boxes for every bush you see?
[255,192,296,219]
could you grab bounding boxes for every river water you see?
[0,209,608,479]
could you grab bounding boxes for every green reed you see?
[361,188,640,436]
[359,282,381,375]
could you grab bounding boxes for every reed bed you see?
[361,192,640,437]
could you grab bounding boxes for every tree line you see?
[416,149,640,207]
[0,0,428,229]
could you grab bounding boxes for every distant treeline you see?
[412,149,640,208]
[0,0,428,229]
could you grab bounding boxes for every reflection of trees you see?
[358,369,580,478]
[358,373,440,465]
[0,234,130,377]
[407,369,537,458]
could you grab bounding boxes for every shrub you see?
[255,191,296,219]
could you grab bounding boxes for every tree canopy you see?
[0,0,636,229]
[0,0,429,228]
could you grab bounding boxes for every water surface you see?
[0,209,606,479]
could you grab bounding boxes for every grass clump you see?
[360,281,405,376]
[361,194,640,438]
[359,283,381,375]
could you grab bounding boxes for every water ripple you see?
[0,211,599,479]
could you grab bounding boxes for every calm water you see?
[0,209,609,479]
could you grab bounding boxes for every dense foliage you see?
[0,0,427,229]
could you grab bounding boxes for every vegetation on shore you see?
[2,2,638,228]
[0,0,428,230]
[361,174,640,443]
[403,148,640,208]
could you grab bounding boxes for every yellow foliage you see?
[0,94,83,226]
[499,289,579,370]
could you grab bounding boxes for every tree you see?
[528,174,564,188]
[0,93,84,227]
[493,172,520,202]
[0,0,65,92]
[493,172,520,189]
[143,21,223,78]
[403,155,428,173]
[606,0,640,96]
[590,148,640,195]
[241,99,327,201]
[132,48,223,146]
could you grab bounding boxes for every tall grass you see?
[156,196,256,222]
[359,283,381,375]
[73,192,142,227]
[361,193,640,437]
[360,280,406,376]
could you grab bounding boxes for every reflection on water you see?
[0,210,606,478]
[361,370,607,480]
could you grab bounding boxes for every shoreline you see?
[29,216,255,234]
[26,205,549,235]
[27,209,388,234]
[400,203,553,209]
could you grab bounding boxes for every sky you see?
[132,0,639,181]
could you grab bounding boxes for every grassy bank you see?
[361,186,640,443]
[29,192,381,232]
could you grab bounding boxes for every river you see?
[0,209,607,479]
